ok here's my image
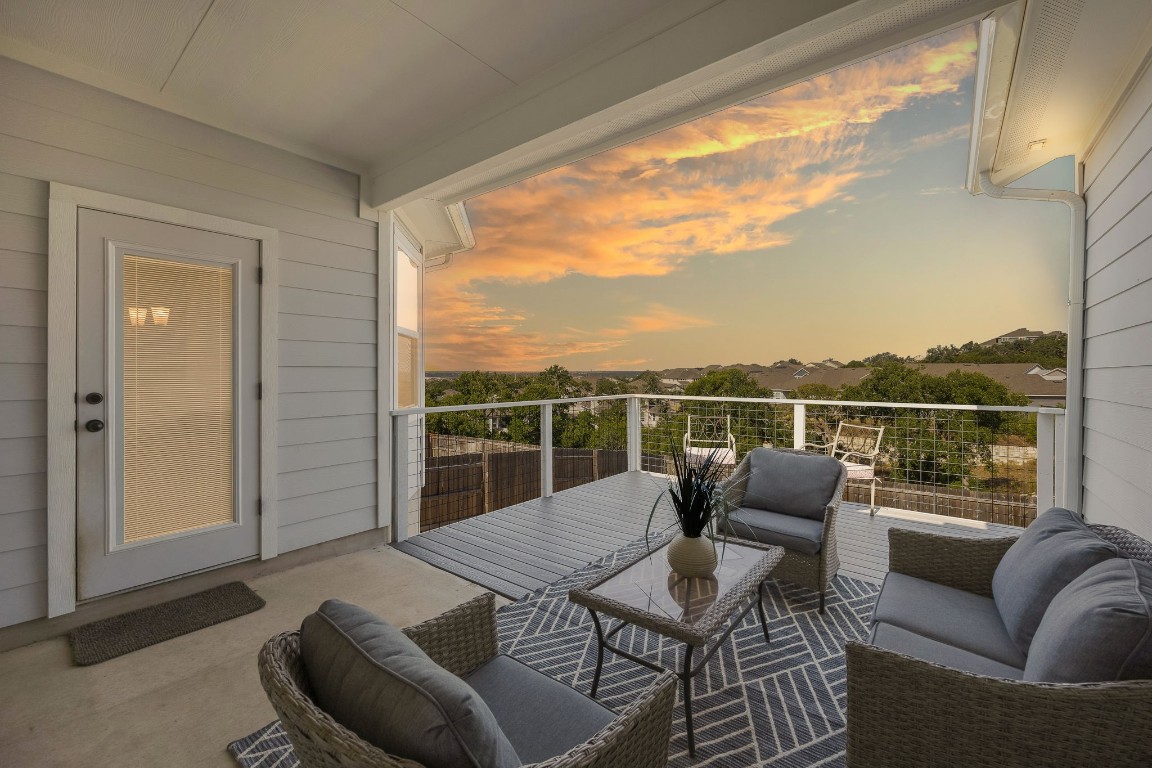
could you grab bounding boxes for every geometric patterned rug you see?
[229,538,879,767]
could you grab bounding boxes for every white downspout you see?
[978,171,1087,513]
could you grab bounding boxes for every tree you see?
[839,362,1033,488]
[791,383,840,401]
[630,370,664,394]
[684,368,765,398]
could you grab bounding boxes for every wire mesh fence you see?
[396,395,1047,536]
[638,397,1040,527]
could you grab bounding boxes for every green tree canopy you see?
[684,368,766,398]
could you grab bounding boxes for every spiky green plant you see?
[646,441,738,544]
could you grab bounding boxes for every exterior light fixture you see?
[127,307,147,326]
[150,307,171,326]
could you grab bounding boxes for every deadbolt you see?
[85,392,104,405]
[85,419,105,433]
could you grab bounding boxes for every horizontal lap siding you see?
[0,58,379,627]
[1081,59,1152,541]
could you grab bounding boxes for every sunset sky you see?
[425,25,1073,372]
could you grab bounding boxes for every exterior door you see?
[76,209,261,599]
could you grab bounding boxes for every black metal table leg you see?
[756,581,771,644]
[589,609,606,698]
[682,644,697,757]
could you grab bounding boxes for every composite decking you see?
[393,470,1022,598]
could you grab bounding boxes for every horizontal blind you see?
[397,333,418,408]
[122,254,235,542]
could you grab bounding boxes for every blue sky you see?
[426,26,1072,370]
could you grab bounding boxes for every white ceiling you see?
[0,0,674,169]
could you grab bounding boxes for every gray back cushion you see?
[300,600,521,768]
[744,449,842,521]
[992,507,1118,656]
[1024,558,1152,683]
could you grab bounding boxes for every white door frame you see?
[47,183,280,617]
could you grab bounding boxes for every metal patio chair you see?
[682,414,737,467]
[806,422,884,515]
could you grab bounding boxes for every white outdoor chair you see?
[683,414,737,467]
[805,422,884,515]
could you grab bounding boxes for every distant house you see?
[980,328,1063,346]
[752,366,872,398]
[912,363,1066,406]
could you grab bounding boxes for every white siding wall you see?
[0,57,380,628]
[1081,58,1152,540]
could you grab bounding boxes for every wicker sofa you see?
[258,592,677,768]
[720,447,847,612]
[845,515,1152,767]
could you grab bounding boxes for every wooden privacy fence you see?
[419,434,628,531]
[844,480,1036,527]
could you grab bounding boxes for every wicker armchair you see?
[719,448,847,612]
[258,592,677,768]
[845,525,1152,767]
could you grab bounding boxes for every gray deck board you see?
[394,471,1022,598]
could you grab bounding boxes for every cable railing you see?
[391,395,1065,538]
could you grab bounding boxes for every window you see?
[395,229,421,409]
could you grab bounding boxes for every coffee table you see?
[568,538,784,756]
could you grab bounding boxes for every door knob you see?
[85,392,104,404]
[85,419,105,433]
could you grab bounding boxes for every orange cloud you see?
[425,28,977,370]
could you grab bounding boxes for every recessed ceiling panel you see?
[392,0,674,83]
[0,0,214,89]
[163,0,516,166]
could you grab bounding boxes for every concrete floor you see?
[0,545,489,768]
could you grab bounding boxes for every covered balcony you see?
[1,0,1151,767]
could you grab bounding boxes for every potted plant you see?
[647,442,739,577]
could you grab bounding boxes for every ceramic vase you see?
[666,533,718,577]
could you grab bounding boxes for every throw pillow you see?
[1024,557,1152,683]
[992,507,1118,655]
[743,449,842,521]
[300,599,521,768]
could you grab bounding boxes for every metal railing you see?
[391,395,1065,538]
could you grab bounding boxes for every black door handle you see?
[85,419,105,433]
[85,392,104,404]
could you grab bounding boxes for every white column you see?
[1054,412,1067,509]
[1036,411,1056,514]
[391,414,410,541]
[793,403,806,450]
[541,403,553,498]
[627,396,641,471]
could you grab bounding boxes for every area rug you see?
[69,581,265,666]
[229,542,878,767]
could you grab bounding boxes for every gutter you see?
[424,202,475,272]
[978,171,1087,512]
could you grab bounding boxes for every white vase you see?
[666,533,718,577]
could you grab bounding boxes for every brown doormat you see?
[69,582,265,666]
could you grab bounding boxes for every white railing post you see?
[391,414,410,541]
[1054,412,1067,509]
[793,403,806,449]
[627,396,641,472]
[541,403,553,498]
[1036,411,1056,514]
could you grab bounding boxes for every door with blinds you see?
[76,209,260,599]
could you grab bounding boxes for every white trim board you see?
[46,183,280,617]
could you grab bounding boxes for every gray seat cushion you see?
[1024,558,1152,683]
[872,572,1026,668]
[464,654,615,764]
[724,507,823,555]
[300,600,521,768]
[992,507,1118,655]
[743,449,842,521]
[869,622,1024,679]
